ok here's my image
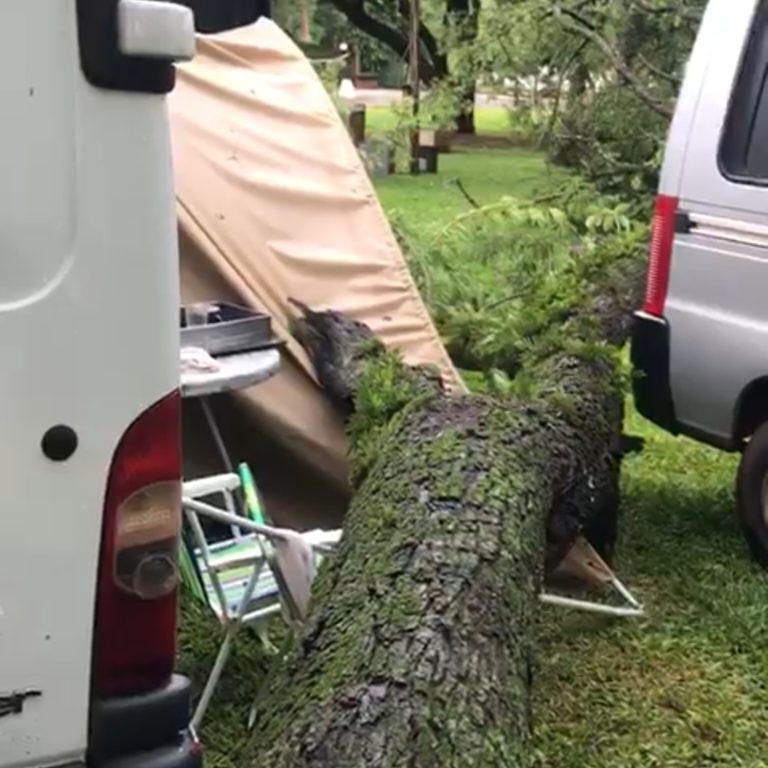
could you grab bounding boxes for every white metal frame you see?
[539,575,643,618]
[539,536,644,618]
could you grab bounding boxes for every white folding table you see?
[180,347,281,472]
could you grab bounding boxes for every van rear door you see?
[0,1,189,766]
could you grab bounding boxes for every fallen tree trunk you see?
[245,249,644,767]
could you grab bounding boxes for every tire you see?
[736,422,768,568]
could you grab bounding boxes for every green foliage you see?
[308,0,482,92]
[176,591,284,768]
[505,105,552,146]
[312,57,350,122]
[537,0,704,201]
[302,0,396,74]
[377,82,462,171]
[398,185,646,380]
[347,350,440,483]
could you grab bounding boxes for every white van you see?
[0,2,198,767]
[632,0,768,565]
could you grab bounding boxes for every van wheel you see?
[736,422,768,568]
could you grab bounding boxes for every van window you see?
[720,4,768,182]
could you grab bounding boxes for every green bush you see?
[506,105,551,146]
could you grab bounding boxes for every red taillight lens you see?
[642,194,678,317]
[94,391,182,697]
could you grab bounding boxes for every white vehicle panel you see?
[0,1,181,765]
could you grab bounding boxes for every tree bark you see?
[326,0,448,84]
[245,254,644,767]
[446,0,478,134]
[298,0,312,44]
[324,0,479,90]
[455,83,476,135]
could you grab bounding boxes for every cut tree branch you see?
[541,38,590,148]
[637,53,681,85]
[554,4,674,119]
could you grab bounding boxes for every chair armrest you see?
[183,473,240,499]
[207,550,268,571]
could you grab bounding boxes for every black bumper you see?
[630,312,679,434]
[89,675,201,768]
[96,736,201,768]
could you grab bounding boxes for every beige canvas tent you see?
[170,19,464,528]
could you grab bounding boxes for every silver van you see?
[632,0,768,565]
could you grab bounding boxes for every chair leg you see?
[191,624,237,732]
[256,627,279,655]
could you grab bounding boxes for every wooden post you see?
[297,0,311,43]
[409,0,421,175]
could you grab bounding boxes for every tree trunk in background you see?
[298,0,311,43]
[447,0,478,135]
[455,83,476,134]
[242,251,644,768]
[327,0,448,84]
[326,0,480,122]
[570,59,590,102]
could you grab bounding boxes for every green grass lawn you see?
[366,104,511,137]
[374,147,567,236]
[181,146,768,767]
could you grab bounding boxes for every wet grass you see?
[534,402,768,767]
[365,105,512,137]
[373,147,567,236]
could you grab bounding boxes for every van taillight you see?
[94,392,182,697]
[642,194,678,317]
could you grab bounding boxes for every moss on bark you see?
[242,249,644,767]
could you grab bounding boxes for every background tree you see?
[311,0,481,132]
[538,0,705,201]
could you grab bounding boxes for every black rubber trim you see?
[89,675,192,763]
[171,0,270,33]
[630,312,679,434]
[674,210,692,234]
[97,733,202,768]
[76,0,176,94]
[718,0,768,185]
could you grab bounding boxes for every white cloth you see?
[180,346,221,374]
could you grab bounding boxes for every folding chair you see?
[180,470,341,730]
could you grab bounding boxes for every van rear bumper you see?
[89,675,201,768]
[631,312,679,434]
[96,735,201,768]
